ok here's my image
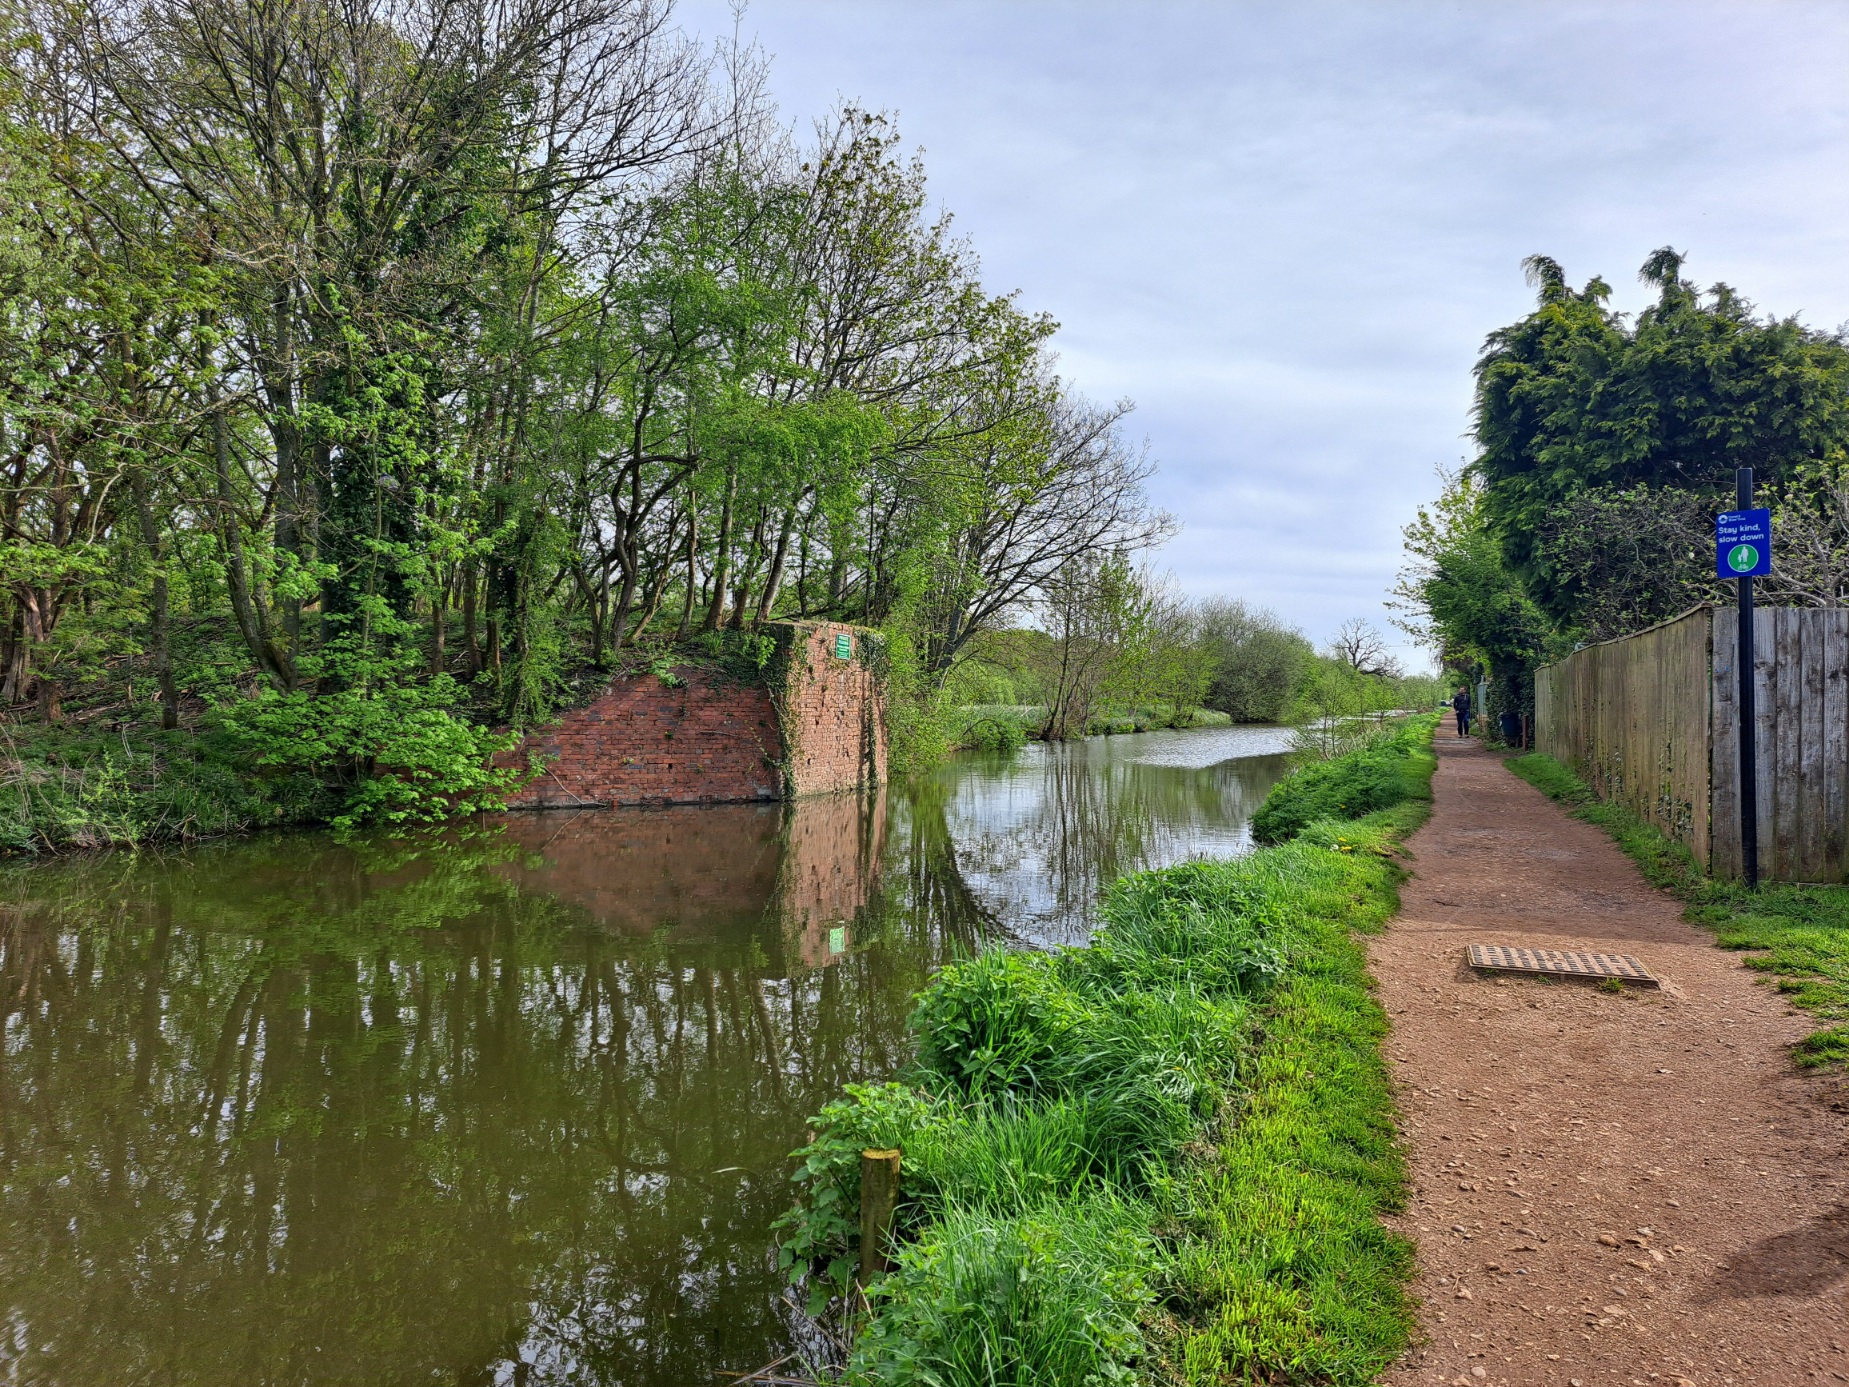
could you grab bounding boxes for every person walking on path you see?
[1450,685,1473,736]
[1372,723,1849,1386]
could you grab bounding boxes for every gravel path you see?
[1373,726,1849,1387]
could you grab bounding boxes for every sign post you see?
[1716,470,1770,888]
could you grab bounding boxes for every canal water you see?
[0,725,1290,1387]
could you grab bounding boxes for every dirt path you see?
[1373,726,1849,1387]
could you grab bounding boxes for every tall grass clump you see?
[777,715,1438,1385]
[1250,718,1433,845]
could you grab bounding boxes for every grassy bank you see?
[0,724,329,852]
[951,703,1237,752]
[778,716,1437,1384]
[1508,752,1849,1068]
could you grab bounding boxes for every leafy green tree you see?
[1393,469,1556,730]
[1475,249,1849,628]
[1194,599,1311,723]
[0,2,1178,838]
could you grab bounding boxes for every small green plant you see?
[774,1082,942,1314]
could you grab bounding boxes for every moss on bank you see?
[1507,751,1849,1069]
[778,715,1437,1384]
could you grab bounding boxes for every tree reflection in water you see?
[0,727,1286,1386]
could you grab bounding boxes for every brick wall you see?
[780,622,889,798]
[500,620,885,809]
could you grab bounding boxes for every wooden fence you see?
[1536,606,1849,884]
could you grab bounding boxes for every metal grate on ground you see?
[1466,943,1659,987]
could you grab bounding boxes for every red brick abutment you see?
[498,621,887,809]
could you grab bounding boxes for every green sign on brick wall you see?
[834,632,852,660]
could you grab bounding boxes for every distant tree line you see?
[947,571,1435,751]
[1396,249,1849,737]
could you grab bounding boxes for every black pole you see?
[1737,466,1759,889]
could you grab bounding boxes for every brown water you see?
[0,725,1289,1387]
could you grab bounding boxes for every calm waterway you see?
[0,724,1290,1387]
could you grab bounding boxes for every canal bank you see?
[774,716,1439,1384]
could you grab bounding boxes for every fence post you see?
[858,1147,902,1288]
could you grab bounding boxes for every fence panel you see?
[1535,607,1712,868]
[1707,606,1849,883]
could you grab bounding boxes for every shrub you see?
[910,949,1084,1097]
[213,677,527,830]
[962,715,1028,754]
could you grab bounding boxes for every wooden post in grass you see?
[858,1148,902,1288]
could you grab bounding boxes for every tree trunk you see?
[676,498,699,642]
[213,397,294,691]
[702,466,736,632]
[430,582,447,676]
[129,469,179,729]
[1,605,25,706]
[35,674,60,725]
[754,499,803,624]
[633,544,676,643]
[462,562,481,677]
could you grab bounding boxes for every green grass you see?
[1250,720,1434,846]
[778,715,1438,1384]
[1507,751,1849,1068]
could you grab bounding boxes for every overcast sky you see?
[676,1,1849,671]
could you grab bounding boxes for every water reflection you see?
[0,726,1288,1387]
[935,726,1291,946]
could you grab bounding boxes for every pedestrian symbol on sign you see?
[1714,508,1771,580]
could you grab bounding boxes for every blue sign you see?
[1716,507,1772,579]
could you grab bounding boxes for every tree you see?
[1194,599,1310,723]
[1393,469,1556,730]
[1326,618,1401,679]
[1035,554,1188,741]
[0,3,1185,830]
[1474,249,1849,628]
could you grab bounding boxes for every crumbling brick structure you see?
[502,621,887,809]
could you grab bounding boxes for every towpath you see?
[1374,725,1849,1387]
